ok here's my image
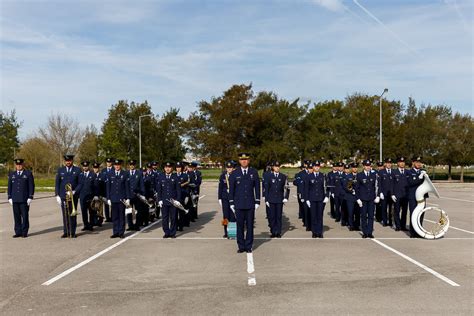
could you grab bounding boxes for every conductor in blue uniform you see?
[229,153,261,253]
[7,158,35,238]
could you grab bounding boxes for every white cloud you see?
[312,0,346,12]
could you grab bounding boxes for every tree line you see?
[1,84,472,179]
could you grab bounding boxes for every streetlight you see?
[139,114,153,168]
[379,88,388,162]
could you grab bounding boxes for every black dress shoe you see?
[362,234,367,239]
[276,234,281,238]
[61,234,68,238]
[306,227,311,231]
[382,223,387,227]
[319,234,324,238]
[368,234,374,238]
[335,219,341,223]
[81,227,87,231]
[13,234,21,238]
[246,250,252,253]
[312,233,317,238]
[71,235,77,238]
[223,234,228,238]
[237,249,245,253]
[119,234,125,239]
[170,235,176,239]
[126,228,133,231]
[270,234,276,238]
[395,227,401,231]
[349,227,354,231]
[163,234,169,238]
[110,234,118,238]
[22,234,28,238]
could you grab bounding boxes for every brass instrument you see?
[346,179,354,191]
[90,197,105,219]
[168,198,189,214]
[63,183,77,238]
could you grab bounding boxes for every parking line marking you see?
[440,197,474,203]
[199,195,206,200]
[371,238,460,287]
[247,253,256,286]
[42,219,162,286]
[424,219,474,235]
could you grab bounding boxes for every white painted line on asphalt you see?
[371,238,460,287]
[440,197,474,203]
[424,219,474,235]
[199,195,206,200]
[130,236,473,240]
[247,253,256,286]
[42,219,162,286]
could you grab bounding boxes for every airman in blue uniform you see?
[55,154,81,238]
[341,162,358,231]
[355,159,380,238]
[330,162,345,223]
[304,160,329,238]
[100,157,114,222]
[187,162,202,221]
[7,158,35,238]
[340,163,351,226]
[302,160,312,231]
[262,162,273,228]
[92,162,104,226]
[391,157,409,231]
[106,159,131,238]
[407,156,426,238]
[378,158,394,227]
[156,161,181,238]
[264,161,290,238]
[127,160,145,231]
[76,161,97,231]
[175,161,190,232]
[229,153,261,253]
[218,160,236,238]
[293,162,307,223]
[375,161,384,223]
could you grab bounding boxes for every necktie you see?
[167,175,170,179]
[131,171,134,176]
[244,170,247,176]
[401,169,404,175]
[116,172,119,177]
[388,170,391,175]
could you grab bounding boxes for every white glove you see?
[66,191,72,197]
[254,204,260,210]
[56,196,62,205]
[93,196,99,201]
[282,198,288,204]
[125,199,130,205]
[331,193,335,198]
[392,195,397,202]
[357,199,363,207]
[374,197,380,204]
[158,201,163,208]
[218,199,222,206]
[323,197,329,204]
[230,205,236,214]
[306,200,311,207]
[8,199,13,205]
[27,198,32,206]
[380,193,384,200]
[107,199,112,206]
[184,196,189,204]
[300,198,304,203]
[419,170,426,179]
[265,201,270,207]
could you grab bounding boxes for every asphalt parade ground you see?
[1,182,473,315]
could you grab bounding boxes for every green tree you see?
[0,110,21,164]
[78,125,100,163]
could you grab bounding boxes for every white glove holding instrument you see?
[27,198,32,206]
[357,199,363,207]
[218,199,222,206]
[282,198,288,204]
[380,193,384,200]
[323,197,329,204]
[265,201,270,207]
[230,205,236,214]
[93,196,99,201]
[107,200,112,206]
[419,170,427,179]
[254,204,259,210]
[8,199,13,205]
[300,198,304,203]
[125,199,130,205]
[56,196,61,205]
[306,200,311,207]
[331,193,335,198]
[374,197,380,204]
[158,200,163,208]
[392,195,397,203]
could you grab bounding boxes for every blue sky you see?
[1,0,472,138]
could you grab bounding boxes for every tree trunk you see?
[448,164,452,181]
[460,165,464,183]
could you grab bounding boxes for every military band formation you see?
[8,153,429,253]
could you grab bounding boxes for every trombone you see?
[64,183,78,238]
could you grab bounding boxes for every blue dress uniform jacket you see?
[392,168,409,198]
[128,170,145,196]
[8,170,35,203]
[303,172,327,202]
[264,173,289,203]
[156,173,181,205]
[76,171,97,199]
[218,172,231,201]
[106,170,131,202]
[379,169,393,196]
[229,167,261,209]
[355,170,379,201]
[342,173,357,202]
[55,166,81,198]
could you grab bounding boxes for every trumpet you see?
[65,183,78,216]
[137,194,154,208]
